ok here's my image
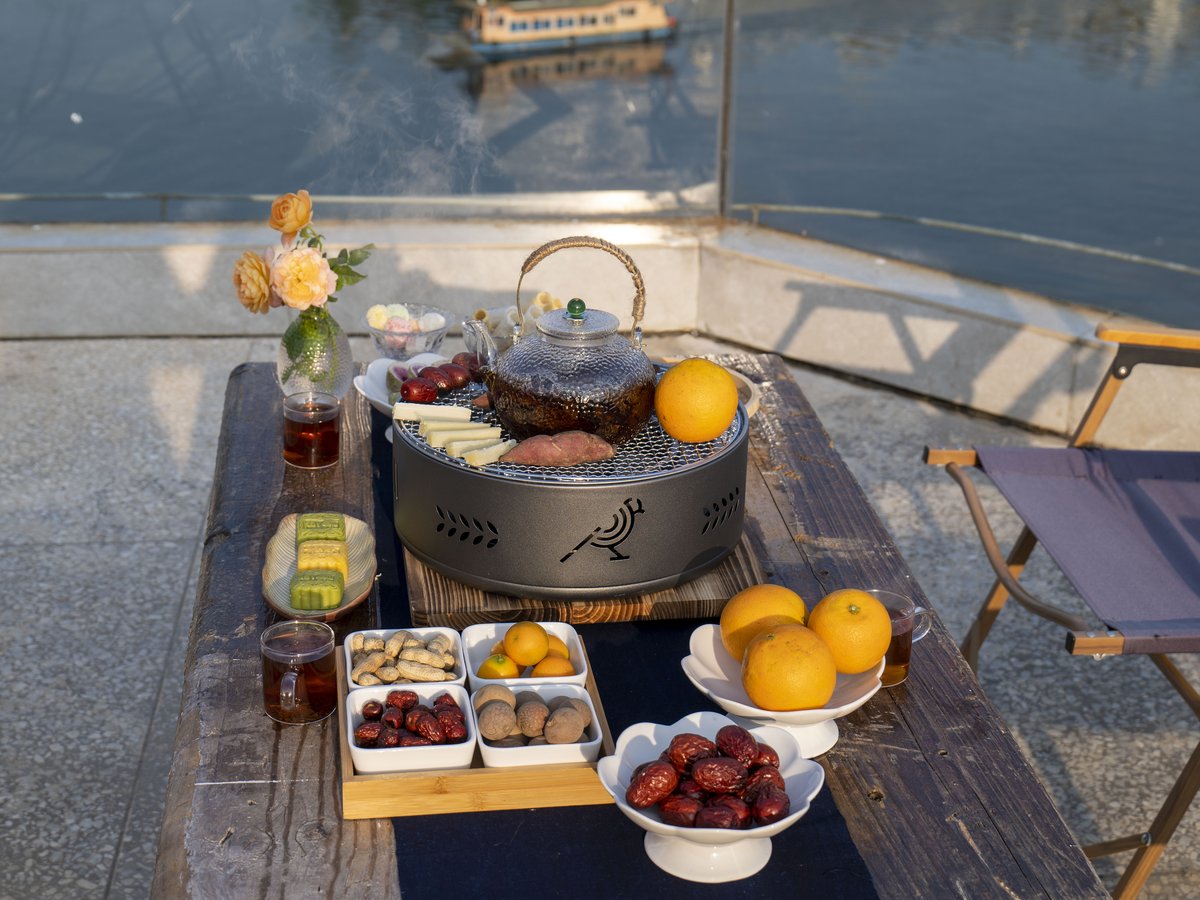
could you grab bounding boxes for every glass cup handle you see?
[912,606,932,643]
[279,669,306,711]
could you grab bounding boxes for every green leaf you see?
[333,247,350,265]
[334,269,366,290]
[347,244,374,265]
[307,237,321,248]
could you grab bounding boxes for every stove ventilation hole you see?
[435,506,499,549]
[701,487,742,534]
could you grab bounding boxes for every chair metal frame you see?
[926,323,1200,899]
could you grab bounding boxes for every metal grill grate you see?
[394,382,746,485]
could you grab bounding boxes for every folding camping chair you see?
[925,323,1200,899]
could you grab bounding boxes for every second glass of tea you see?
[282,391,340,468]
[865,589,930,687]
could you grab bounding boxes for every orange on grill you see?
[654,358,739,443]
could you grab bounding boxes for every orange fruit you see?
[489,640,505,655]
[654,358,739,443]
[719,583,808,663]
[530,655,576,678]
[807,588,892,674]
[545,633,570,660]
[503,621,550,668]
[476,653,520,679]
[741,624,837,711]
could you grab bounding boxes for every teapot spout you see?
[462,318,498,369]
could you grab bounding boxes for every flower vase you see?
[276,306,354,398]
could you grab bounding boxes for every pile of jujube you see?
[353,690,469,748]
[624,724,790,829]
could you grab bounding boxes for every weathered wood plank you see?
[154,363,399,900]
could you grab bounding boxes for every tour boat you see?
[461,0,677,60]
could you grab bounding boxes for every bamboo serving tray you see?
[337,640,616,819]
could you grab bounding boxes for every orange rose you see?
[231,250,272,314]
[270,246,337,310]
[268,189,312,244]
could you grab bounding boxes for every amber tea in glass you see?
[283,391,340,468]
[260,620,337,724]
[865,589,931,688]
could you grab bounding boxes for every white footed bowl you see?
[681,624,882,757]
[596,710,825,883]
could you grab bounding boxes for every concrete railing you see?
[3,214,1193,445]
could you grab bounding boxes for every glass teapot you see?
[463,235,657,445]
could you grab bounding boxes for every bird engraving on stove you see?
[560,498,644,563]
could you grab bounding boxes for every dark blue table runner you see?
[368,413,877,899]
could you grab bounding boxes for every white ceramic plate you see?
[681,624,882,757]
[461,622,588,690]
[342,626,466,692]
[596,711,825,883]
[261,513,377,621]
[353,353,451,416]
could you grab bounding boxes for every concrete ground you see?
[1,329,1197,898]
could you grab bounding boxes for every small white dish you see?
[472,682,602,767]
[461,622,588,690]
[343,626,466,692]
[681,624,882,758]
[345,682,475,774]
[261,514,376,622]
[353,354,451,416]
[596,711,825,883]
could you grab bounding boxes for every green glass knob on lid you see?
[567,298,587,319]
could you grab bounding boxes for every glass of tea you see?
[282,391,340,468]
[866,589,931,688]
[260,620,338,724]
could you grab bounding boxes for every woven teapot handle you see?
[516,235,646,334]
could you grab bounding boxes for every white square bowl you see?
[472,682,603,768]
[343,626,466,693]
[345,682,476,774]
[461,622,588,690]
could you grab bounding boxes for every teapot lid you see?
[535,298,619,342]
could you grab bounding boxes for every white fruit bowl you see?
[596,711,825,883]
[680,624,882,758]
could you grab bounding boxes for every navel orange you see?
[807,588,892,674]
[503,621,550,668]
[741,624,837,711]
[719,583,808,663]
[654,358,739,443]
[545,633,571,660]
[530,655,576,678]
[476,653,520,680]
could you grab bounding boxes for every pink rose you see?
[270,246,338,310]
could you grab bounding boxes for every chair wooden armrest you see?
[1096,322,1200,351]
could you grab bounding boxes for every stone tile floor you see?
[0,332,1196,897]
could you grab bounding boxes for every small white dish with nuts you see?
[470,682,602,768]
[343,627,466,692]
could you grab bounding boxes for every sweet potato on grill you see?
[499,431,616,467]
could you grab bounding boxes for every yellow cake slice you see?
[296,539,349,581]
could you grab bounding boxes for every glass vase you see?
[276,306,354,398]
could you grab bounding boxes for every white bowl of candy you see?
[365,303,452,360]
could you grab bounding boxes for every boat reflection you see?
[460,40,672,99]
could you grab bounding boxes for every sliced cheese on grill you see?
[418,418,495,437]
[425,426,503,448]
[463,440,518,468]
[445,437,506,458]
[392,402,472,423]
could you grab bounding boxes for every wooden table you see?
[154,355,1107,898]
